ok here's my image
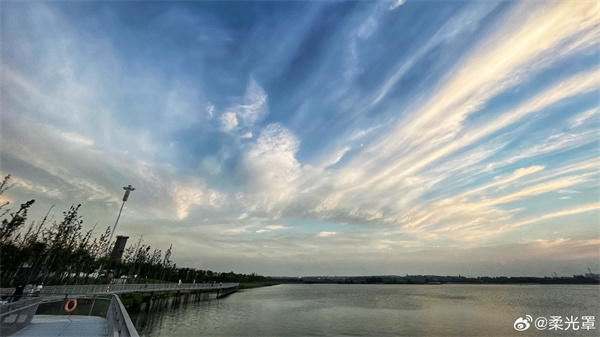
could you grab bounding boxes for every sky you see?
[1,0,598,278]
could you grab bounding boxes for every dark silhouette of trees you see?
[0,174,270,287]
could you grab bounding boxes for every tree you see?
[0,174,13,218]
[42,204,84,284]
[0,199,35,244]
[0,173,269,286]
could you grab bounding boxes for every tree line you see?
[0,174,270,287]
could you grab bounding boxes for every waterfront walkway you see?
[30,282,238,296]
[1,282,239,298]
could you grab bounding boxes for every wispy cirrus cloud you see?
[256,225,289,234]
[309,1,598,228]
[1,0,598,276]
[217,78,268,138]
[570,107,599,128]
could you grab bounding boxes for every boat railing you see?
[106,293,139,337]
[0,297,41,336]
[23,293,138,337]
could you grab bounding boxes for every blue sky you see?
[1,0,598,277]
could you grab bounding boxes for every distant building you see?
[111,235,129,262]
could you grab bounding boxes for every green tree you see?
[0,199,35,244]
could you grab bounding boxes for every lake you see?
[130,284,599,336]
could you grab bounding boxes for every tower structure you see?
[111,235,129,262]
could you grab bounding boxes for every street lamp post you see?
[106,185,135,257]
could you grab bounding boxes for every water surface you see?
[130,284,599,336]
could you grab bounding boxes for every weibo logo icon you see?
[514,315,532,331]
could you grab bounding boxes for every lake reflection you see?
[129,284,599,336]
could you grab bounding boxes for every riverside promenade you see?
[1,282,239,336]
[36,281,239,296]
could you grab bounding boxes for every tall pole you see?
[106,185,135,257]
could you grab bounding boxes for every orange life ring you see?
[64,299,77,312]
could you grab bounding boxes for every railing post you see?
[88,295,96,316]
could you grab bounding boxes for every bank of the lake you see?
[128,283,600,336]
[118,282,276,309]
[237,282,280,289]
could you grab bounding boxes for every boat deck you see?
[11,315,107,336]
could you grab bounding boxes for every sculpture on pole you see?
[106,185,135,256]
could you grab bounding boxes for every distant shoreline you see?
[271,275,600,285]
[238,282,281,289]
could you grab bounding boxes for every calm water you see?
[130,284,599,336]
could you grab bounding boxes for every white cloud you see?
[242,123,301,214]
[205,102,216,119]
[514,130,597,162]
[388,0,406,11]
[218,78,268,136]
[308,64,598,230]
[221,226,250,236]
[256,225,289,233]
[221,112,239,132]
[2,1,598,276]
[1,174,62,200]
[59,130,95,147]
[373,1,501,105]
[357,16,378,40]
[170,180,225,220]
[570,107,599,128]
[239,78,268,126]
[402,163,596,240]
[370,1,599,163]
[501,203,600,232]
[319,146,351,168]
[265,225,287,231]
[2,118,121,204]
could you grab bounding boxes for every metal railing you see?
[41,283,239,295]
[37,282,238,295]
[2,282,238,296]
[0,297,41,336]
[107,294,139,337]
[17,294,138,337]
[0,283,238,336]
